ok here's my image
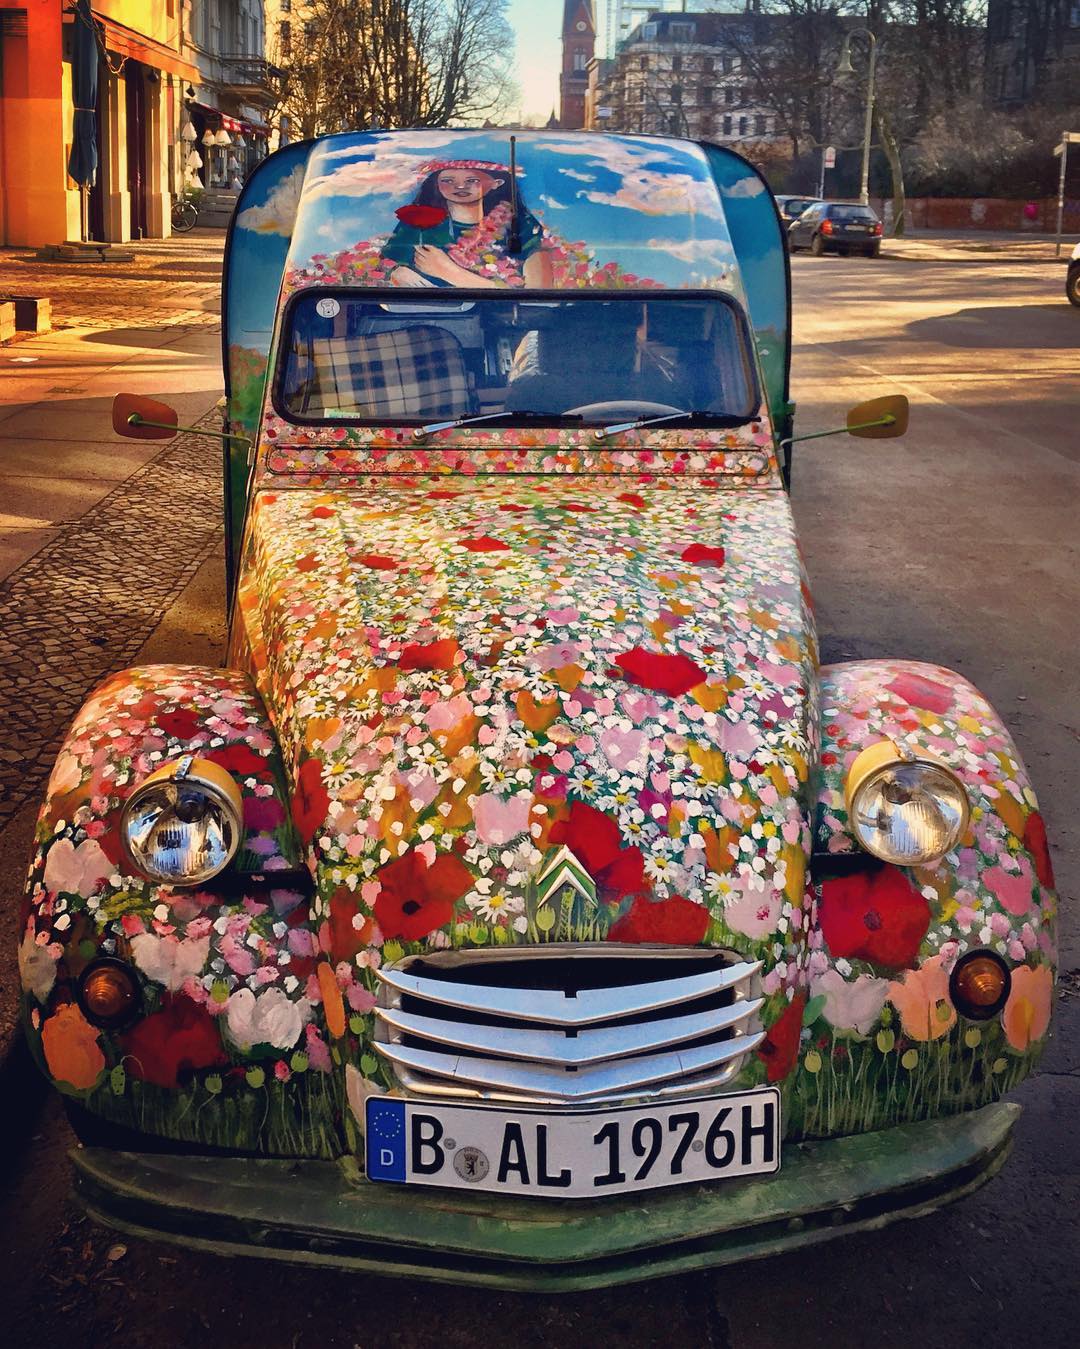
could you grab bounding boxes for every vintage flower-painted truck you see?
[19,131,1057,1288]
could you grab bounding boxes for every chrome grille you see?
[373,945,764,1107]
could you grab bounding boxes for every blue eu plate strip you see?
[365,1098,407,1181]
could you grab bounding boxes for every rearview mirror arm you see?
[125,412,250,448]
[783,413,897,447]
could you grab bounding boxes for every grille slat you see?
[377,995,764,1067]
[375,1031,765,1102]
[376,960,759,1027]
[373,946,765,1107]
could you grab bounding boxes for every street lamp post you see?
[836,28,877,207]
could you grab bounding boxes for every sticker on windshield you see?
[315,297,340,318]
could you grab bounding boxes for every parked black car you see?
[774,194,818,227]
[788,201,883,257]
[1067,242,1079,307]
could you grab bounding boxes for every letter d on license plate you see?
[365,1088,780,1198]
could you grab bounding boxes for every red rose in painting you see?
[885,670,953,715]
[818,865,931,969]
[374,849,473,941]
[395,205,448,229]
[121,995,227,1089]
[608,893,709,945]
[291,756,330,842]
[614,647,708,698]
[1023,811,1055,889]
[548,801,647,901]
[681,544,726,567]
[398,638,461,671]
[755,992,806,1083]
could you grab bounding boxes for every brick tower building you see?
[559,1,596,129]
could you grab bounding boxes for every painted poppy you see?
[608,893,709,945]
[156,708,203,741]
[885,670,953,715]
[1023,811,1055,889]
[395,205,448,229]
[614,647,708,698]
[206,742,270,779]
[681,544,726,566]
[121,995,227,1090]
[398,638,461,672]
[460,536,509,552]
[355,554,397,570]
[755,992,806,1082]
[291,756,330,842]
[374,849,473,941]
[818,865,931,970]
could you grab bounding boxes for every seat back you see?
[308,325,472,419]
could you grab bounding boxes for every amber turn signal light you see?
[78,959,141,1029]
[950,950,1011,1021]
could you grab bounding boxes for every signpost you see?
[1052,132,1079,258]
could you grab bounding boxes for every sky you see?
[506,0,564,123]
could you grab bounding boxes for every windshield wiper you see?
[413,410,582,439]
[593,410,744,440]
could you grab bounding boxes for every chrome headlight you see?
[121,754,243,886]
[845,740,969,866]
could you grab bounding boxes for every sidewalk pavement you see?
[880,229,1079,264]
[0,232,229,1077]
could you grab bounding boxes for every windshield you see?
[277,291,758,427]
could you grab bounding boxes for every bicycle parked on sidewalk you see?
[171,187,198,233]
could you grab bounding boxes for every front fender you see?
[19,664,348,1158]
[788,659,1057,1140]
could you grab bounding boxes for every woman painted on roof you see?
[382,160,553,289]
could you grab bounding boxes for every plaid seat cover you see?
[310,325,471,420]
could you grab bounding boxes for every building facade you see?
[0,1,200,246]
[560,0,596,129]
[586,8,784,152]
[984,0,1080,107]
[180,1,274,195]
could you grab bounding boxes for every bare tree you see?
[271,0,516,138]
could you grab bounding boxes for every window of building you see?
[640,55,648,70]
[671,54,681,72]
[722,54,733,75]
[722,114,732,136]
[1070,0,1080,24]
[724,86,736,105]
[671,85,682,104]
[738,116,748,136]
[642,22,657,38]
[700,115,714,135]
[279,20,291,56]
[280,0,291,9]
[702,56,714,74]
[670,21,694,41]
[700,85,712,104]
[755,114,766,135]
[574,52,587,70]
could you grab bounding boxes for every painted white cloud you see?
[646,237,734,266]
[723,177,766,199]
[560,168,596,182]
[584,170,725,220]
[235,163,306,236]
[539,193,568,211]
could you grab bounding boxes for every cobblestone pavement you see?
[0,230,224,329]
[0,420,223,826]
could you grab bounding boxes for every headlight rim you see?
[844,738,971,867]
[120,753,244,888]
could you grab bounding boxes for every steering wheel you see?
[563,400,685,419]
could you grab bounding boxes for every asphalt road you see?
[1,250,1077,1349]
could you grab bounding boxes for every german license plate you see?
[365,1088,780,1198]
[846,224,868,231]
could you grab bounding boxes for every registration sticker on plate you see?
[365,1088,780,1198]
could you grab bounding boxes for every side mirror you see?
[112,393,179,439]
[846,394,909,439]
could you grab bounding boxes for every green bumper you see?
[72,1102,1018,1291]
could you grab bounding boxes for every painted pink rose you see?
[43,837,112,898]
[812,969,889,1036]
[983,857,1035,916]
[473,793,532,845]
[722,877,781,940]
[599,727,648,771]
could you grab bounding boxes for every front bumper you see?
[72,1101,1018,1290]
